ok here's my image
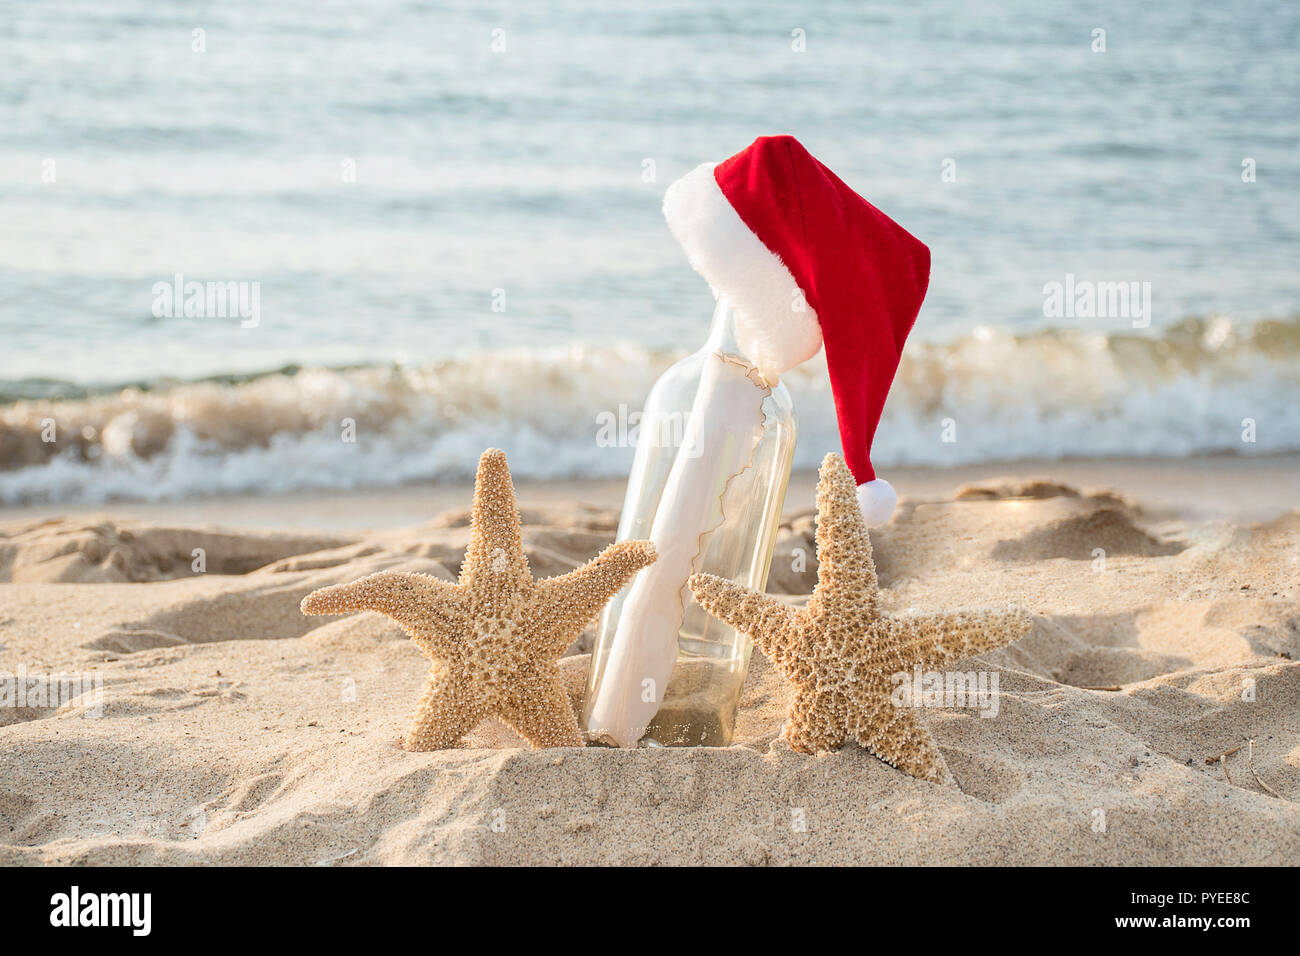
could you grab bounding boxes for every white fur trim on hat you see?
[663,162,823,378]
[857,478,897,527]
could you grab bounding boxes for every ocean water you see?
[2,0,1298,503]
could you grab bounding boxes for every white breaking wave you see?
[1,316,1297,505]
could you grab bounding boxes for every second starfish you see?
[690,453,1033,784]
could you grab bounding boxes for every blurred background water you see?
[2,0,1298,503]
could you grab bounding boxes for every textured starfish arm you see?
[855,693,954,786]
[528,540,657,653]
[780,688,851,754]
[887,607,1034,668]
[495,669,583,748]
[688,572,798,657]
[405,668,487,751]
[809,454,881,605]
[300,571,467,645]
[459,448,531,591]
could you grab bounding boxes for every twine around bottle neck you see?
[705,297,777,387]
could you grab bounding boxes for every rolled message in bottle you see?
[584,349,768,746]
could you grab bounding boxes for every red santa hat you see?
[662,134,930,526]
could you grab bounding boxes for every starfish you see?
[301,449,656,750]
[689,453,1032,784]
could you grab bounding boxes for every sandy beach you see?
[1,457,1295,866]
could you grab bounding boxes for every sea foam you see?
[1,316,1296,505]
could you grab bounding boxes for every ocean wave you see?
[1,316,1297,505]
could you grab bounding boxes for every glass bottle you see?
[582,297,797,747]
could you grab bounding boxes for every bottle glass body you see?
[582,298,797,746]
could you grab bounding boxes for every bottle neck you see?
[703,296,743,356]
[703,297,778,386]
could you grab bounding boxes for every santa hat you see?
[662,135,930,526]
